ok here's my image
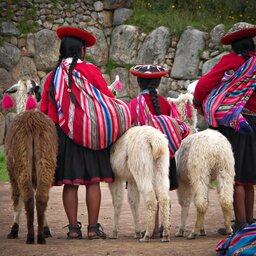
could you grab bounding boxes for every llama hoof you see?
[161,235,170,242]
[26,234,35,244]
[139,235,151,242]
[187,232,197,240]
[43,226,52,238]
[109,231,118,239]
[7,223,19,239]
[175,228,185,237]
[134,231,142,239]
[37,235,46,244]
[199,229,206,236]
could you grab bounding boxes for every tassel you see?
[26,95,38,110]
[185,101,193,118]
[170,102,181,119]
[2,94,14,109]
[109,75,123,92]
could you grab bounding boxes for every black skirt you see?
[217,114,256,185]
[54,126,114,186]
[169,157,178,190]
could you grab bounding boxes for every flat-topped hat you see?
[130,64,169,78]
[56,26,96,47]
[220,22,256,45]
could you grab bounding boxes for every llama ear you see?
[185,100,193,118]
[4,83,19,94]
[2,94,15,109]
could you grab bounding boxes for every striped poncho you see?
[134,95,189,158]
[54,61,131,150]
[202,56,256,128]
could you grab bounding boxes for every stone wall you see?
[0,0,255,145]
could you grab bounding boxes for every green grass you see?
[0,150,8,182]
[127,0,256,35]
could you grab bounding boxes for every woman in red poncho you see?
[193,23,256,234]
[40,26,114,240]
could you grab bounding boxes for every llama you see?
[109,125,170,242]
[167,93,235,239]
[3,79,58,244]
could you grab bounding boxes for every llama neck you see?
[16,91,28,114]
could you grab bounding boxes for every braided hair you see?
[137,77,162,115]
[49,36,86,103]
[232,37,255,61]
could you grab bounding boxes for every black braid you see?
[68,56,78,104]
[49,55,63,102]
[137,77,162,115]
[148,85,161,115]
[240,50,250,61]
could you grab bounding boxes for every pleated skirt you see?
[217,114,256,185]
[53,126,114,186]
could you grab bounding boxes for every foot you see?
[218,221,247,235]
[87,223,107,240]
[64,222,82,239]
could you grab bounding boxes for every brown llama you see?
[4,79,58,244]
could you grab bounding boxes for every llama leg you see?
[188,183,208,239]
[20,181,35,244]
[108,178,123,239]
[139,190,157,242]
[157,190,170,242]
[8,188,23,239]
[127,182,141,238]
[175,182,192,237]
[36,185,50,244]
[217,175,233,235]
[43,217,52,238]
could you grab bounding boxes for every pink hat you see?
[220,23,256,45]
[56,26,96,47]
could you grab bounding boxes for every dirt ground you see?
[0,181,237,256]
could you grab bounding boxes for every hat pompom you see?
[26,95,37,110]
[2,94,14,109]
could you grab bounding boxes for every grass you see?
[127,0,256,35]
[0,150,8,182]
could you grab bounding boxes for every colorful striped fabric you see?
[134,95,189,158]
[216,223,256,255]
[54,61,131,150]
[202,56,256,128]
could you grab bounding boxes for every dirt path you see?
[0,181,232,256]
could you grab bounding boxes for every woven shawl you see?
[54,61,131,150]
[134,95,189,158]
[202,56,256,128]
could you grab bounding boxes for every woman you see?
[129,64,180,237]
[193,23,256,233]
[40,26,115,239]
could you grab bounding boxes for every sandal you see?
[87,223,107,240]
[64,221,82,239]
[217,221,247,236]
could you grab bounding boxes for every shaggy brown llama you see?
[4,79,58,244]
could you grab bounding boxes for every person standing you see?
[193,23,256,233]
[40,26,116,240]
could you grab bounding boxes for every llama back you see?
[5,110,58,186]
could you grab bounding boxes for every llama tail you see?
[148,129,169,160]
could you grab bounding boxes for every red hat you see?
[130,64,169,78]
[220,23,256,45]
[56,26,96,47]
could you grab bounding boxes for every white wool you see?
[109,125,171,242]
[168,92,235,239]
